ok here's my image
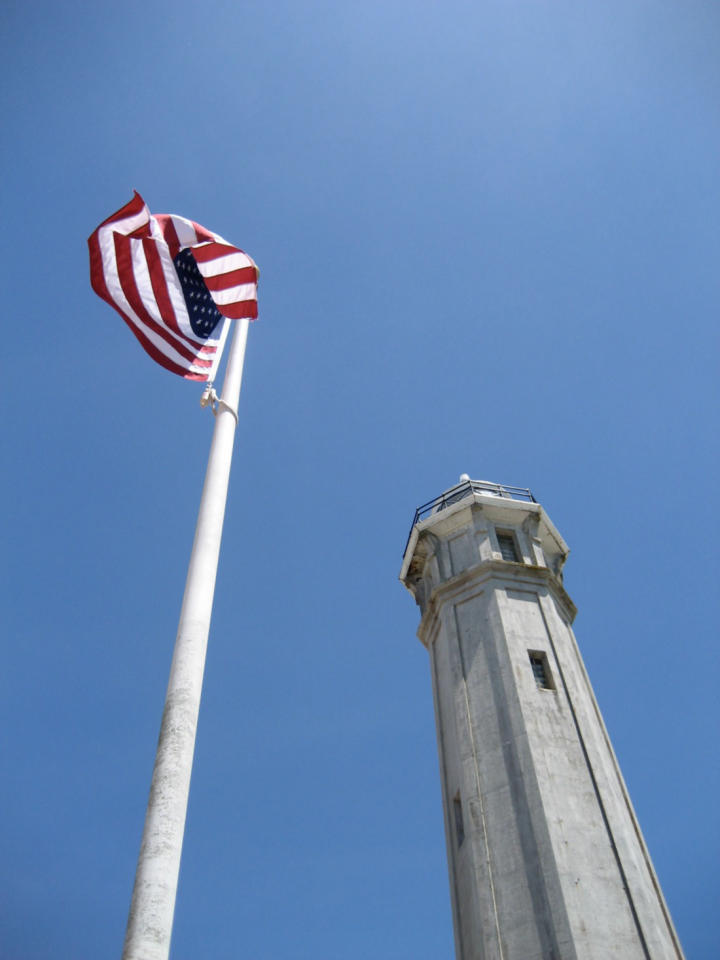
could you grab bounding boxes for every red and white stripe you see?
[88,192,258,381]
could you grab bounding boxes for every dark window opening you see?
[529,652,553,690]
[453,793,465,847]
[497,532,520,562]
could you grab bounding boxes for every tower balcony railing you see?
[403,479,536,558]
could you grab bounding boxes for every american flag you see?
[88,192,258,381]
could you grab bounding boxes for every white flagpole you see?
[121,316,251,960]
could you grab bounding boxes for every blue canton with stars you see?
[174,248,224,339]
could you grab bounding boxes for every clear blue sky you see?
[2,1,718,957]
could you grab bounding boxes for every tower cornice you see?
[416,559,577,648]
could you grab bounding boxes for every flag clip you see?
[200,384,238,426]
[200,384,219,412]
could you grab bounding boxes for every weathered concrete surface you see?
[400,480,684,960]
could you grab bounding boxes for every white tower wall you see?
[400,480,683,960]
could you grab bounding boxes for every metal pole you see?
[121,316,250,960]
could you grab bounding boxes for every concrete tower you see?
[400,477,683,960]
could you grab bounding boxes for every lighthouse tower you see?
[400,477,683,960]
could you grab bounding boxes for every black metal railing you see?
[403,479,536,558]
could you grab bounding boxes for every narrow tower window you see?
[529,652,553,690]
[497,532,520,562]
[453,793,465,847]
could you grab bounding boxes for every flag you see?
[88,192,258,381]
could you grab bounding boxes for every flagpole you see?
[121,316,251,960]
